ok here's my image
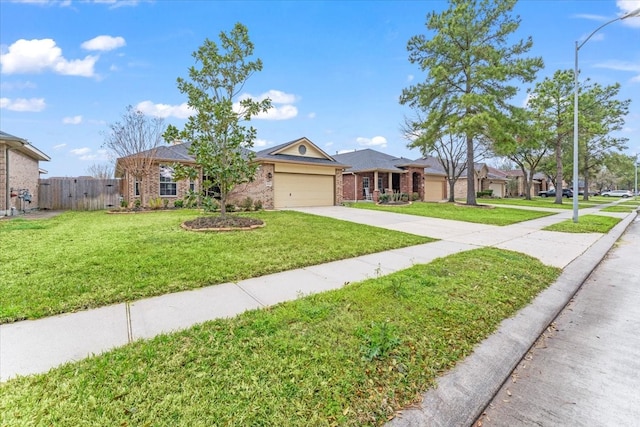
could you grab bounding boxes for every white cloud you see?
[81,35,126,52]
[254,104,298,120]
[356,136,387,148]
[308,112,316,119]
[253,139,270,148]
[70,147,91,155]
[594,60,640,82]
[0,97,46,111]
[238,89,299,120]
[337,149,354,154]
[135,100,194,119]
[9,0,71,5]
[0,39,98,77]
[63,115,83,124]
[407,74,414,82]
[53,143,67,149]
[0,80,36,91]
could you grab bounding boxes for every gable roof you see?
[0,130,51,161]
[333,148,422,173]
[255,137,347,168]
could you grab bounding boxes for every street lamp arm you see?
[577,8,640,51]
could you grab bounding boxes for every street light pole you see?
[572,7,640,222]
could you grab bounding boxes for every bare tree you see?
[86,163,114,179]
[104,106,165,207]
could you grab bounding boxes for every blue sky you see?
[1,0,639,177]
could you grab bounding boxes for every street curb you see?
[387,211,638,427]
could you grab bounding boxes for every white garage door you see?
[274,173,335,208]
[489,183,503,198]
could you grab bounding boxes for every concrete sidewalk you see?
[0,203,635,386]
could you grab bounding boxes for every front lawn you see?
[481,197,594,210]
[346,201,553,225]
[543,214,621,233]
[0,210,431,323]
[0,248,560,426]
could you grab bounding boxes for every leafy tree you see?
[401,0,542,205]
[105,105,165,207]
[525,70,574,204]
[164,23,271,217]
[576,81,629,200]
[600,152,636,190]
[493,106,550,200]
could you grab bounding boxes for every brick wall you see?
[7,149,41,212]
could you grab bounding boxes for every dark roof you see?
[411,156,448,176]
[333,148,421,173]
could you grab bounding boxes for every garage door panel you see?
[424,179,444,202]
[274,173,334,208]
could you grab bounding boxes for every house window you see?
[134,180,140,196]
[378,177,383,191]
[159,165,177,196]
[189,180,195,192]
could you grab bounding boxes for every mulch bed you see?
[182,215,265,232]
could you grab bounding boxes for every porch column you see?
[373,171,379,202]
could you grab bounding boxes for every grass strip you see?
[0,210,430,323]
[481,198,593,209]
[543,214,621,233]
[347,201,553,225]
[0,248,560,426]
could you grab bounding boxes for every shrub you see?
[184,190,199,208]
[163,198,169,209]
[379,193,390,203]
[134,199,141,208]
[225,203,236,213]
[240,197,253,212]
[401,193,409,202]
[149,197,163,210]
[254,199,263,211]
[174,199,184,208]
[412,192,420,201]
[476,190,493,198]
[120,198,128,208]
[202,197,219,212]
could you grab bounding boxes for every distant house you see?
[504,170,550,197]
[450,163,509,199]
[1,130,50,216]
[333,149,429,202]
[115,137,347,209]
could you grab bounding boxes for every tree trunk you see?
[448,178,456,202]
[520,165,530,200]
[466,133,477,205]
[554,137,563,205]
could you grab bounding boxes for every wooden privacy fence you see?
[39,178,123,210]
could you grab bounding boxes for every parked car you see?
[600,190,633,198]
[538,188,573,198]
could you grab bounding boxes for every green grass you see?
[346,201,553,225]
[0,210,431,323]
[600,205,638,213]
[543,214,621,233]
[482,197,595,209]
[0,248,560,426]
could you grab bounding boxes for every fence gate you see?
[39,178,122,210]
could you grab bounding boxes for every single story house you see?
[333,149,427,202]
[1,130,50,216]
[116,137,347,209]
[451,163,509,199]
[504,170,550,197]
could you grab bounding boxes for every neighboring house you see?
[332,149,427,202]
[411,156,449,201]
[116,137,347,209]
[452,163,509,199]
[1,130,50,216]
[504,170,550,197]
